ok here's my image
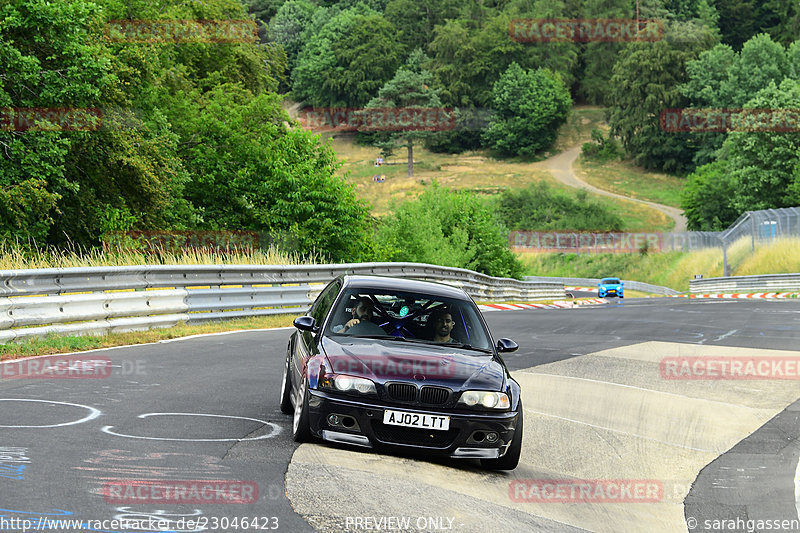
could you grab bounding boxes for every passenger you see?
[429,307,457,343]
[332,297,374,333]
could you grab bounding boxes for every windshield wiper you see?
[448,343,492,354]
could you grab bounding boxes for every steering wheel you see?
[386,320,416,338]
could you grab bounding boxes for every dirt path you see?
[537,146,688,232]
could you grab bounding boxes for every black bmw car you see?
[279,275,523,470]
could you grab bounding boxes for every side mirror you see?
[621,282,625,286]
[293,316,319,332]
[496,338,518,353]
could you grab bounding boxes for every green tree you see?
[0,0,120,243]
[377,183,523,278]
[789,41,800,79]
[363,50,444,177]
[607,40,698,173]
[760,0,800,46]
[483,63,572,157]
[429,10,578,109]
[715,0,759,49]
[724,79,800,212]
[292,8,404,107]
[680,34,794,166]
[383,0,461,51]
[269,0,315,70]
[680,160,737,230]
[181,85,372,261]
[245,0,287,27]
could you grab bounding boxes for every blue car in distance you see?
[598,277,624,298]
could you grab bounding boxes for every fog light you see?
[486,432,499,443]
[327,414,340,426]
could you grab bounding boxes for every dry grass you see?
[735,237,800,276]
[0,243,317,270]
[575,156,685,208]
[0,314,297,359]
[552,106,607,153]
[326,106,676,231]
[329,135,554,216]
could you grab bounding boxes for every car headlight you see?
[319,374,377,396]
[458,391,510,410]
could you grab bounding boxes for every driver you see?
[332,297,374,333]
[429,306,457,343]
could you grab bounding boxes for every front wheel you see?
[481,402,523,471]
[279,354,293,415]
[292,378,312,442]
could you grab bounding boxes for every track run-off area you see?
[1,297,798,533]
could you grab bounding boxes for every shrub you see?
[376,183,523,278]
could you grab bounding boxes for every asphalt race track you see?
[1,297,799,533]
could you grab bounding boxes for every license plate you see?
[383,410,450,431]
[608,289,616,292]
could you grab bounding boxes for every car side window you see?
[310,281,341,326]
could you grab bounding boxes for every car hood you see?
[320,337,505,391]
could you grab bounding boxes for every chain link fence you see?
[715,207,800,275]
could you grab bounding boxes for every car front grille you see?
[386,383,417,402]
[371,421,459,448]
[420,386,450,405]
[384,383,452,406]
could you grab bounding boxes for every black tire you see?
[292,378,312,442]
[279,354,293,415]
[481,401,523,471]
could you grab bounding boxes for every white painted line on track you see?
[101,412,281,442]
[795,454,800,522]
[714,329,738,342]
[157,327,294,343]
[0,399,102,428]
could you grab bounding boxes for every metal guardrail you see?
[0,263,565,343]
[689,273,800,293]
[523,276,681,296]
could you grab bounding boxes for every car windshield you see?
[326,288,492,351]
[602,278,621,284]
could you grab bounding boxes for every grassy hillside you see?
[575,157,684,208]
[327,107,677,231]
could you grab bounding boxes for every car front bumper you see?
[307,390,519,459]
